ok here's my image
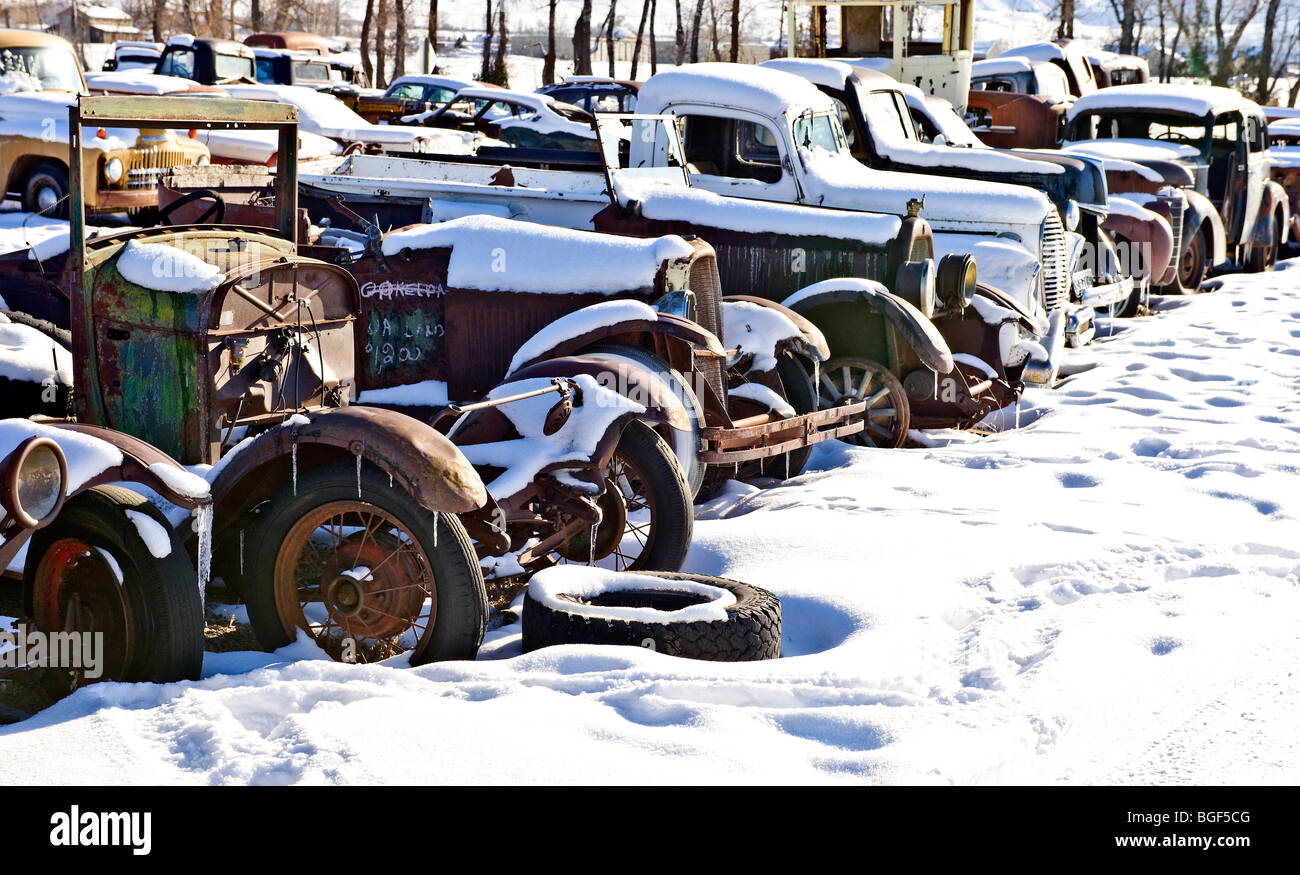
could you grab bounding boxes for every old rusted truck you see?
[1061,84,1289,288]
[4,95,711,666]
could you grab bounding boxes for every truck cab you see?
[0,29,208,217]
[155,36,257,85]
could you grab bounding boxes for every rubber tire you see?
[1160,225,1206,294]
[21,162,71,219]
[23,485,204,683]
[584,343,707,498]
[759,350,817,479]
[522,571,781,661]
[601,419,694,573]
[1245,212,1279,273]
[0,308,71,348]
[242,462,488,664]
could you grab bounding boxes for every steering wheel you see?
[155,188,227,226]
[1155,131,1196,145]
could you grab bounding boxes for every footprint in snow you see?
[1132,437,1172,457]
[1057,472,1099,488]
[1169,368,1232,382]
[1149,637,1182,656]
[1205,396,1245,407]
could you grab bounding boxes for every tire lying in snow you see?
[522,568,781,661]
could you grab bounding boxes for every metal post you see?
[277,122,298,245]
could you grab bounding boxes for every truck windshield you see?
[294,61,330,83]
[792,111,844,153]
[1085,111,1207,149]
[0,45,83,92]
[215,53,255,81]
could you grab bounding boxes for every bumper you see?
[1022,309,1066,386]
[87,187,159,212]
[1079,275,1133,310]
[698,400,866,464]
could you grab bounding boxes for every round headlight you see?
[3,437,67,529]
[104,157,124,183]
[196,154,210,166]
[894,258,936,318]
[1064,199,1081,232]
[936,253,978,311]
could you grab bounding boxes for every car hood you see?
[1061,138,1200,164]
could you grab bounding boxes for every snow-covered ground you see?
[3,262,1300,784]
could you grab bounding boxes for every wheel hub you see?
[557,483,628,562]
[31,538,132,680]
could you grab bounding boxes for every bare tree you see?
[428,0,438,51]
[395,0,408,79]
[377,0,390,88]
[574,0,594,74]
[543,0,558,84]
[481,0,495,80]
[1212,0,1262,85]
[360,0,375,85]
[674,0,687,64]
[729,0,740,61]
[152,0,166,42]
[1106,0,1140,52]
[493,0,510,86]
[631,0,652,78]
[1058,0,1075,39]
[649,0,658,74]
[607,0,618,77]
[689,0,704,62]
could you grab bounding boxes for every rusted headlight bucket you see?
[937,253,978,311]
[894,258,936,318]
[2,437,68,530]
[651,288,698,323]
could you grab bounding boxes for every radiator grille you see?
[685,242,726,403]
[1156,187,1187,276]
[127,148,194,190]
[1039,208,1069,313]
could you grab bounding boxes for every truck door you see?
[1242,112,1269,243]
[1214,112,1247,245]
[674,108,803,204]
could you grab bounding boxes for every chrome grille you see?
[1039,208,1069,313]
[1156,187,1187,274]
[126,148,193,189]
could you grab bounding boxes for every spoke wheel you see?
[544,420,691,574]
[245,463,488,665]
[31,539,133,681]
[817,357,910,448]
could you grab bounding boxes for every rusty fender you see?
[722,294,831,367]
[507,356,692,432]
[1102,209,1174,282]
[1182,190,1229,268]
[206,406,487,539]
[1252,181,1291,248]
[46,421,210,511]
[779,279,954,375]
[506,309,726,377]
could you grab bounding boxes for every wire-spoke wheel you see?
[244,463,487,665]
[545,420,692,574]
[817,357,910,448]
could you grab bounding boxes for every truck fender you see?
[505,356,692,432]
[1183,189,1228,268]
[504,299,725,377]
[780,278,954,374]
[721,295,831,370]
[1101,202,1174,282]
[206,406,487,543]
[1253,181,1290,247]
[46,421,212,511]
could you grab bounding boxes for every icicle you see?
[1015,397,1021,431]
[355,450,362,498]
[812,359,820,410]
[389,472,393,488]
[194,504,213,613]
[589,523,598,566]
[238,528,244,575]
[291,439,298,496]
[932,368,938,400]
[432,510,439,548]
[785,451,790,480]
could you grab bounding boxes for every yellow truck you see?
[0,29,208,217]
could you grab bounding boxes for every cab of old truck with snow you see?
[1062,84,1288,286]
[0,29,209,217]
[154,36,257,86]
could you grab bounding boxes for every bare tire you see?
[817,357,910,448]
[21,162,70,219]
[1161,225,1206,294]
[1246,212,1279,273]
[522,571,781,661]
[243,462,488,665]
[23,485,203,683]
[544,419,693,574]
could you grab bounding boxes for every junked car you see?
[965,55,1073,148]
[355,74,485,124]
[398,87,599,152]
[154,35,258,85]
[1061,84,1288,286]
[537,76,640,114]
[100,40,162,73]
[1267,117,1300,247]
[1086,50,1150,89]
[0,29,209,218]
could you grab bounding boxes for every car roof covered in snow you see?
[971,57,1036,78]
[639,62,835,117]
[1268,117,1300,138]
[1067,83,1259,121]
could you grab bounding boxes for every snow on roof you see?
[1268,117,1300,138]
[389,74,477,91]
[380,215,694,294]
[455,87,552,111]
[84,71,206,95]
[638,62,835,117]
[759,58,854,91]
[971,57,1035,78]
[1068,84,1258,121]
[998,41,1071,62]
[0,315,71,386]
[116,239,223,294]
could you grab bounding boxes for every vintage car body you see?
[154,36,258,84]
[100,40,162,73]
[779,0,977,115]
[1086,51,1150,89]
[1267,118,1300,244]
[965,56,1072,149]
[1062,84,1288,286]
[354,74,487,123]
[0,30,209,216]
[244,31,332,56]
[761,58,1165,330]
[397,87,599,151]
[537,77,641,113]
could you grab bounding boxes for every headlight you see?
[894,258,936,318]
[196,155,210,166]
[104,157,124,183]
[3,437,68,529]
[1064,199,1081,232]
[651,289,697,323]
[936,253,977,311]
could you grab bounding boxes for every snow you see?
[124,509,172,559]
[638,62,838,121]
[506,300,659,376]
[1067,84,1258,121]
[195,129,340,164]
[0,420,122,496]
[759,58,856,91]
[83,71,203,95]
[616,175,901,244]
[1060,139,1200,166]
[722,299,806,372]
[527,567,736,624]
[381,215,694,295]
[0,319,71,386]
[116,240,223,295]
[933,235,1043,313]
[146,462,211,500]
[356,380,451,408]
[0,72,38,95]
[728,382,796,419]
[0,214,108,261]
[971,57,1036,77]
[0,92,134,152]
[454,373,645,501]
